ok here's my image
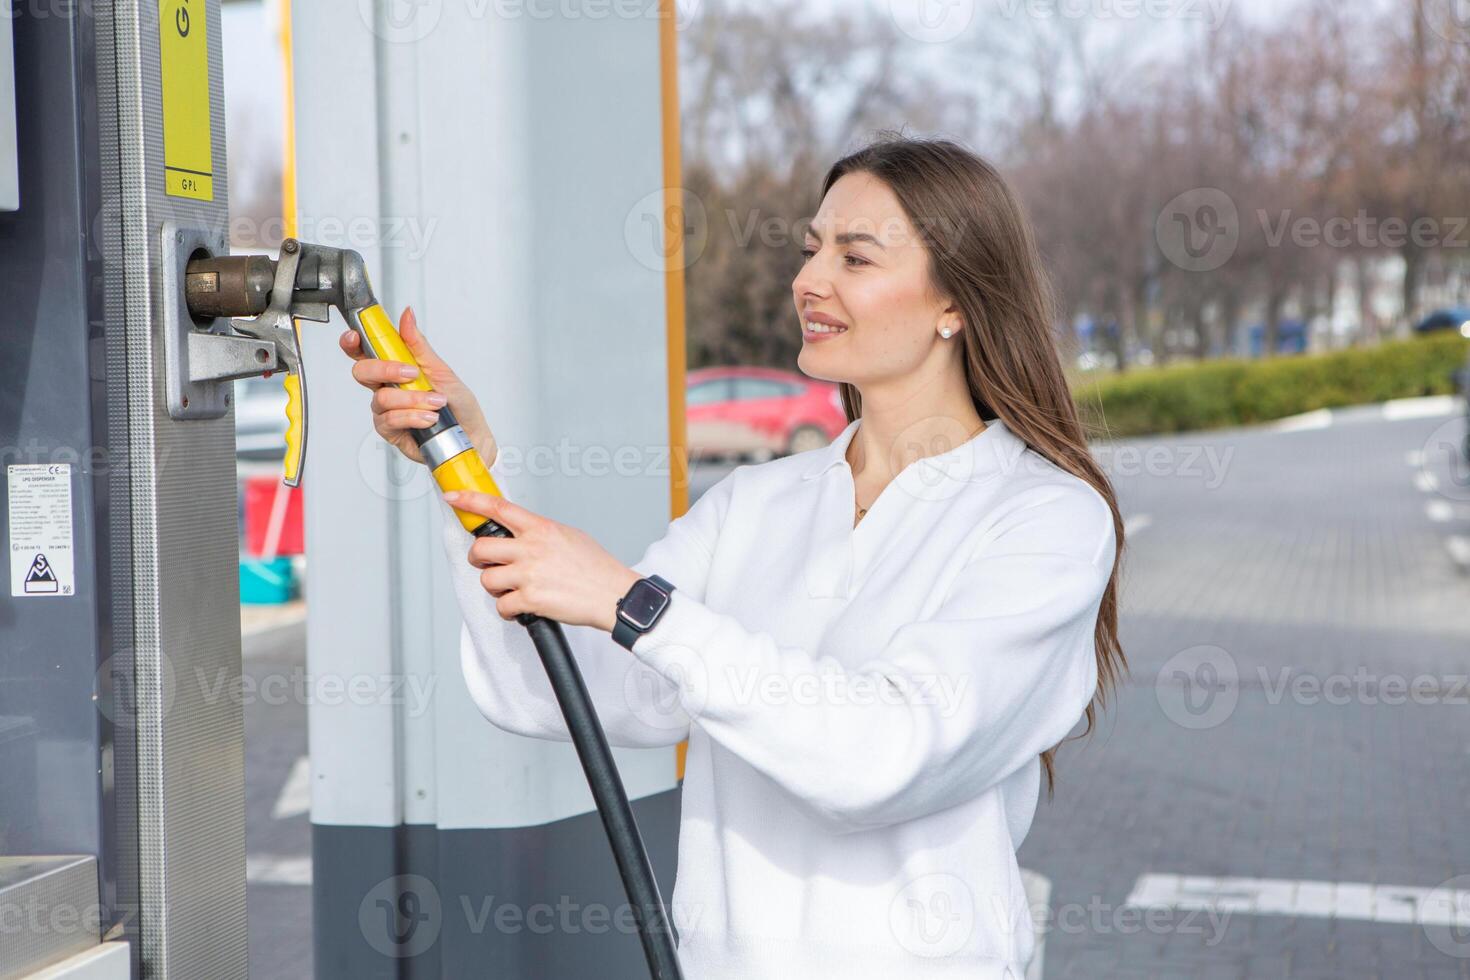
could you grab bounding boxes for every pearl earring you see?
[940,327,953,338]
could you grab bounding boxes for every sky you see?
[221,0,286,216]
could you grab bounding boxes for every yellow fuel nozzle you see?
[184,241,503,530]
[343,301,505,531]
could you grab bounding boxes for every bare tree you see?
[676,0,1470,372]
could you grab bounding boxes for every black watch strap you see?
[612,574,675,651]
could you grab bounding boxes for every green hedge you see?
[1072,334,1469,438]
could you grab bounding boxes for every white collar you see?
[798,415,1026,484]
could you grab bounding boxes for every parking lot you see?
[1024,399,1470,978]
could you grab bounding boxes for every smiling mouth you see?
[804,321,848,335]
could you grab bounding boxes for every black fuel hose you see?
[475,519,684,980]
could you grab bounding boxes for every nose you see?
[792,254,830,303]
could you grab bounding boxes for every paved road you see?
[243,620,313,980]
[1021,403,1470,979]
[242,403,1470,979]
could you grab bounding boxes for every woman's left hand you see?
[446,490,642,634]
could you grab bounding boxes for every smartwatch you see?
[612,574,676,651]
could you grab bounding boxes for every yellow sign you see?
[158,0,213,201]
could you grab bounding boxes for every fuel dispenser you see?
[2,2,244,977]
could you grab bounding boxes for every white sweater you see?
[441,416,1116,979]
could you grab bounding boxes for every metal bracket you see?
[161,222,278,419]
[186,330,278,382]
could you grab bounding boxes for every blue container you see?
[240,556,296,605]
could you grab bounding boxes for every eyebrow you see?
[804,228,887,249]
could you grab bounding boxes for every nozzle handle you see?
[346,303,506,531]
[282,369,306,487]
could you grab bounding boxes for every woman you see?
[341,136,1126,979]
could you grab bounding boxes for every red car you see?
[686,367,847,462]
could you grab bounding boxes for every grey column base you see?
[313,785,682,980]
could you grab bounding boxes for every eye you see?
[799,245,869,267]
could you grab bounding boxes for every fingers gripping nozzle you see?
[183,240,503,523]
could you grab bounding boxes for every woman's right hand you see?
[338,305,499,469]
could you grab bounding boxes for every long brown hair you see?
[819,134,1127,799]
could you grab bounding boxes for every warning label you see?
[8,464,76,598]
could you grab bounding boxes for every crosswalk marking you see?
[1124,874,1470,926]
[1446,535,1470,571]
[246,855,312,887]
[271,755,311,820]
[1383,395,1459,421]
[1272,408,1333,432]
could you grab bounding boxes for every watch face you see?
[619,581,669,629]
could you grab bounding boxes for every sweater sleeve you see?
[443,461,734,749]
[629,484,1117,834]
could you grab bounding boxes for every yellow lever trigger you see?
[282,373,305,487]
